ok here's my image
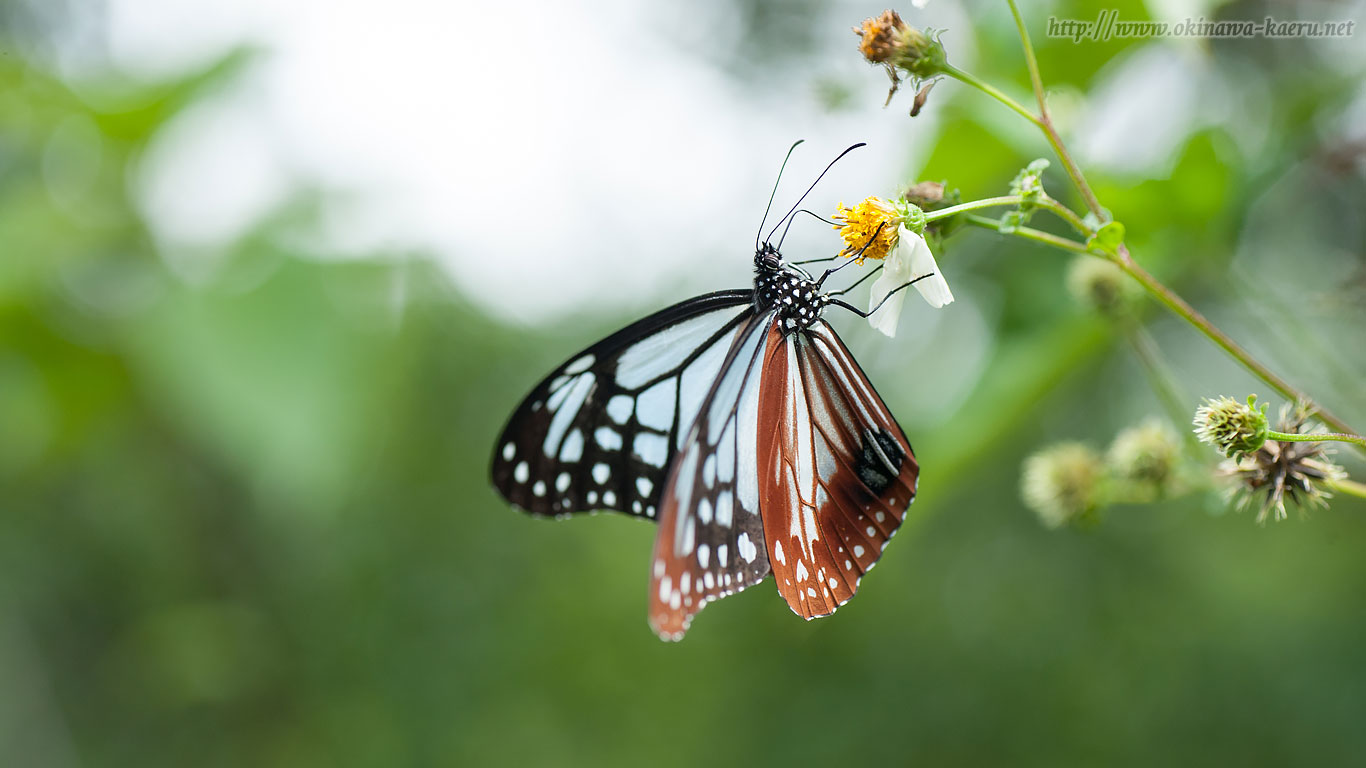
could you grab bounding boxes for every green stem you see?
[941,64,1042,129]
[1122,321,1201,448]
[961,217,1360,440]
[1267,430,1366,450]
[1039,194,1093,235]
[1110,245,1357,437]
[963,214,1094,255]
[924,196,1022,220]
[926,194,1090,236]
[1004,0,1106,219]
[1329,478,1366,500]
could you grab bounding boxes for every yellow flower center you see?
[832,197,901,263]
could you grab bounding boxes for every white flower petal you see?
[866,226,916,337]
[907,233,954,308]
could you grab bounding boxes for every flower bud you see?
[1021,443,1106,528]
[1193,395,1269,459]
[1108,420,1181,499]
[1066,256,1135,317]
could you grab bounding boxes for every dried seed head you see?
[853,10,947,79]
[1222,404,1348,523]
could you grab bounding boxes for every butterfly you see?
[490,143,926,640]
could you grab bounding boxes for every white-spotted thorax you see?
[752,243,829,335]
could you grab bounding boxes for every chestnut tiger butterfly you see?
[490,142,926,640]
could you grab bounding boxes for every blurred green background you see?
[3,0,1365,765]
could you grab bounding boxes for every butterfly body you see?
[753,250,830,334]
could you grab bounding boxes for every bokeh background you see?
[3,0,1366,764]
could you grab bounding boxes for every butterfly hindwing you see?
[756,320,920,621]
[648,312,777,640]
[491,290,755,520]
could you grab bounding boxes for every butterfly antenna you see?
[776,208,838,251]
[765,142,866,245]
[756,140,806,251]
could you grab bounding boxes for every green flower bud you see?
[1009,159,1050,201]
[1066,255,1136,317]
[1021,442,1106,529]
[1193,395,1270,459]
[1108,420,1181,499]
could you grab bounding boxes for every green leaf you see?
[1087,220,1126,255]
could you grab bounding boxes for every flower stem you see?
[1121,320,1202,449]
[1005,0,1106,219]
[1329,478,1366,500]
[941,64,1043,129]
[926,195,1089,235]
[962,214,1093,255]
[1109,245,1357,437]
[1267,430,1366,450]
[963,216,1360,440]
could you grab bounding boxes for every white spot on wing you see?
[633,432,669,469]
[737,533,757,563]
[854,545,865,557]
[795,561,809,582]
[715,490,733,528]
[592,463,611,484]
[559,429,584,462]
[543,374,593,458]
[718,543,729,566]
[502,442,515,461]
[636,379,677,432]
[659,575,671,601]
[603,490,617,506]
[594,426,622,451]
[532,480,546,497]
[563,354,595,375]
[606,395,633,424]
[698,544,710,569]
[774,540,786,565]
[636,477,653,498]
[698,497,713,525]
[556,473,570,492]
[513,462,529,484]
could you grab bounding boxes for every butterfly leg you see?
[829,273,933,317]
[825,264,883,298]
[815,222,886,288]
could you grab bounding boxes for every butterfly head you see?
[754,242,784,273]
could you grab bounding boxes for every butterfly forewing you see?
[755,320,919,621]
[648,312,777,640]
[492,290,755,520]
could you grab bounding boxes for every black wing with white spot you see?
[491,290,755,520]
[648,311,777,640]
